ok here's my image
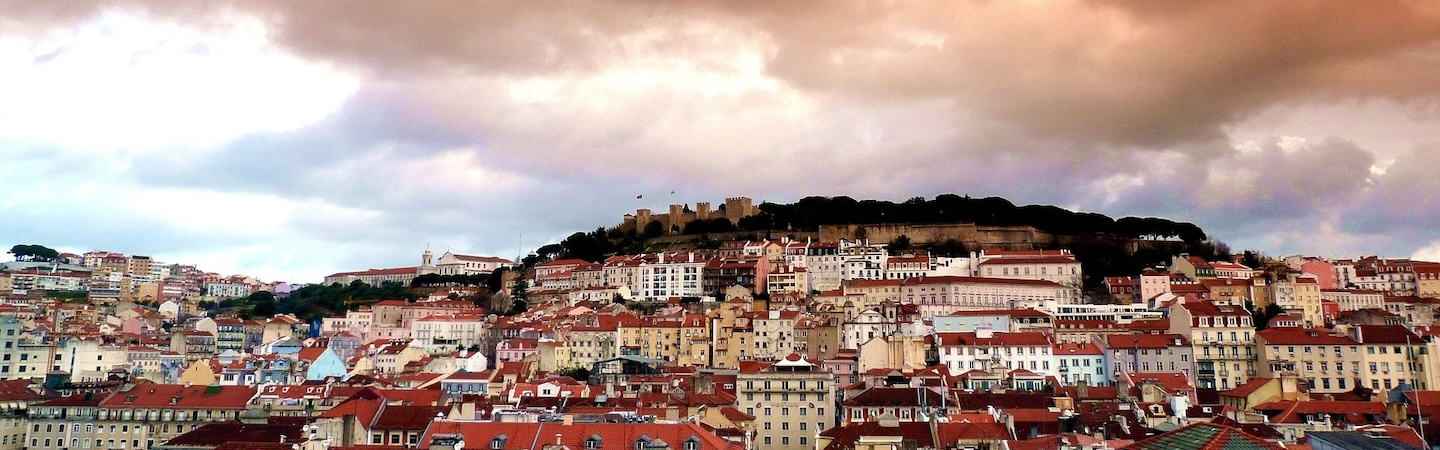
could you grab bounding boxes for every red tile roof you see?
[1054,342,1104,355]
[297,347,328,362]
[420,419,741,450]
[327,267,419,277]
[841,387,947,407]
[161,422,304,447]
[1256,328,1357,345]
[371,405,447,430]
[100,384,256,409]
[319,397,384,425]
[978,256,1079,265]
[1222,378,1275,398]
[0,379,49,402]
[818,421,1009,450]
[904,276,1066,288]
[1355,324,1424,344]
[1103,334,1189,349]
[936,331,1052,346]
[1252,400,1386,424]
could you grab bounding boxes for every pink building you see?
[1300,258,1339,289]
[495,338,540,363]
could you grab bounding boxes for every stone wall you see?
[818,223,1055,249]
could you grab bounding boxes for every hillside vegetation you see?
[523,194,1229,293]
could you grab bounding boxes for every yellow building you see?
[1271,276,1323,327]
[1257,324,1429,395]
[1168,299,1256,390]
[1416,263,1440,298]
[178,359,217,385]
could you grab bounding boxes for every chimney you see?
[555,433,562,445]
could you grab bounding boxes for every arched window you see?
[684,437,702,450]
[490,435,508,449]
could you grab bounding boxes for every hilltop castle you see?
[621,197,758,233]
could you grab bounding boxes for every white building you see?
[636,252,707,300]
[204,282,252,299]
[1321,289,1385,312]
[901,276,1076,319]
[975,250,1083,290]
[935,329,1055,375]
[428,250,513,276]
[409,313,489,352]
[1043,304,1164,323]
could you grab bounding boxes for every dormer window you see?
[634,438,650,450]
[490,435,507,449]
[585,435,603,449]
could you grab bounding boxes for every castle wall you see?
[819,223,1055,249]
[621,197,759,233]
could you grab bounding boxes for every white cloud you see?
[1415,239,1440,263]
[0,11,356,152]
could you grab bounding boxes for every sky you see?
[2,1,1439,283]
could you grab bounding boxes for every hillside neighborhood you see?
[4,214,1440,450]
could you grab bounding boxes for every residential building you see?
[901,276,1076,319]
[934,329,1054,375]
[1053,342,1109,386]
[1097,334,1196,383]
[1167,300,1255,390]
[735,355,835,450]
[1257,325,1429,393]
[1321,289,1386,312]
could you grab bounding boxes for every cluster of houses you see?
[5,240,1440,450]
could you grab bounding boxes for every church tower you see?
[422,245,434,269]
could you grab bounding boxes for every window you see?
[634,439,650,450]
[585,436,602,448]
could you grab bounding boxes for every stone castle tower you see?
[623,196,759,233]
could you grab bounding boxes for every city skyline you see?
[2,1,1439,282]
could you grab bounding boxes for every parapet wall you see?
[819,223,1055,249]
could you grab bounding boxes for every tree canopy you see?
[743,195,1206,242]
[215,280,421,320]
[8,244,59,262]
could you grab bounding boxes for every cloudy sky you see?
[3,1,1439,282]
